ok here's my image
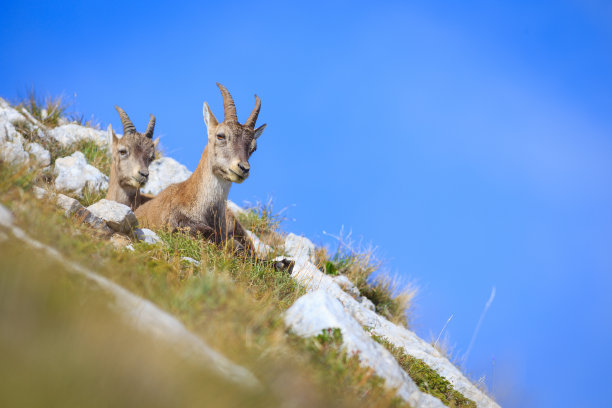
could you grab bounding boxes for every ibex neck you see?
[191,146,231,216]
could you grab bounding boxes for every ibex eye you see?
[119,149,128,156]
[216,134,226,141]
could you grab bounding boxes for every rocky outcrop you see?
[286,290,445,407]
[26,142,51,167]
[281,235,500,408]
[47,123,108,147]
[141,157,191,195]
[54,151,109,197]
[284,232,317,263]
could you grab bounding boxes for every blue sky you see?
[2,1,611,406]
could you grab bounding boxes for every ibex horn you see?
[216,83,238,122]
[244,94,261,129]
[115,106,137,135]
[144,114,156,139]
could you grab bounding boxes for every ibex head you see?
[111,106,157,189]
[202,83,266,183]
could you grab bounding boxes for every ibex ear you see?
[203,102,218,130]
[108,124,119,146]
[254,124,266,140]
[153,137,160,148]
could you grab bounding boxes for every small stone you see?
[32,186,49,199]
[87,199,137,234]
[134,228,162,244]
[54,151,109,197]
[181,256,201,266]
[56,193,84,216]
[271,256,295,274]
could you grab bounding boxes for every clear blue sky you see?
[2,1,611,406]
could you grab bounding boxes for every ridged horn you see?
[216,83,237,122]
[144,114,156,139]
[115,106,137,135]
[244,94,261,129]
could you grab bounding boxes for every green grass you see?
[372,334,476,408]
[288,329,409,408]
[236,199,286,247]
[0,161,418,408]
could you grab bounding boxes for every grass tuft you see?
[372,334,476,408]
[316,243,415,327]
[18,88,69,128]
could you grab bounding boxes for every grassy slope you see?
[0,162,411,408]
[0,95,480,406]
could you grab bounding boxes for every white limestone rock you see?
[47,123,108,147]
[333,275,361,298]
[227,200,247,216]
[141,157,191,195]
[285,290,445,408]
[52,193,113,234]
[0,97,27,124]
[0,203,14,228]
[284,233,316,264]
[0,121,29,165]
[55,193,84,216]
[245,230,273,258]
[54,151,109,197]
[134,228,162,244]
[87,199,137,234]
[26,142,51,167]
[181,256,201,266]
[287,257,499,408]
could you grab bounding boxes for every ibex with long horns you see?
[135,83,266,248]
[106,106,157,209]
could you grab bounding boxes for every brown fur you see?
[135,84,266,248]
[106,106,157,210]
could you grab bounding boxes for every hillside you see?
[0,96,499,408]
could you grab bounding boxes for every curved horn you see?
[244,94,261,129]
[144,114,156,139]
[114,106,137,135]
[216,83,237,122]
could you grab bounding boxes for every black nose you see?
[139,169,149,178]
[238,162,250,174]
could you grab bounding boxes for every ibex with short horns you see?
[106,106,157,209]
[135,83,266,248]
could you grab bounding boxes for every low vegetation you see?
[372,334,476,408]
[0,94,487,407]
[316,245,415,327]
[0,160,415,408]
